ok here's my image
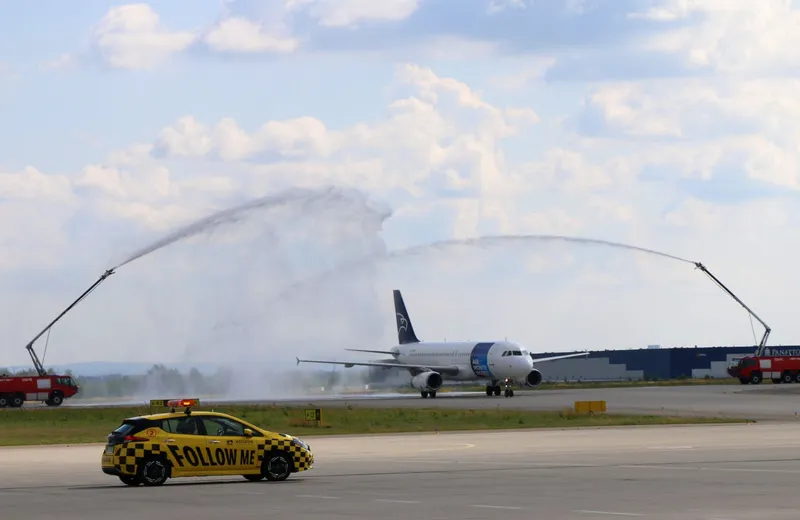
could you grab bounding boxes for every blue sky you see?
[3,0,800,371]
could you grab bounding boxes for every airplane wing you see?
[531,352,590,363]
[296,357,461,376]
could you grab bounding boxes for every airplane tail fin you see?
[393,289,420,344]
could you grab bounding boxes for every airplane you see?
[296,289,589,398]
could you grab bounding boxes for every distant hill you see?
[3,361,220,377]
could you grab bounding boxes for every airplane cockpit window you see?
[502,351,510,356]
[512,350,522,356]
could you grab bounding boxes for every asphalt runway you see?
[60,382,800,420]
[2,422,799,520]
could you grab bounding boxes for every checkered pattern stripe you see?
[114,442,162,475]
[255,438,314,471]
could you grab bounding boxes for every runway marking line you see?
[374,499,420,504]
[574,510,644,517]
[618,464,800,474]
[470,504,521,510]
[416,443,476,452]
[296,494,339,499]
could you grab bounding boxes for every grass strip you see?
[0,405,751,447]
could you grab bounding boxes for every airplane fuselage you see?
[296,288,588,398]
[389,340,535,383]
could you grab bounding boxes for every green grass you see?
[0,404,750,447]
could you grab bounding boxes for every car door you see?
[196,416,258,474]
[158,416,209,477]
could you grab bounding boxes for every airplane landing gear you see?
[421,390,437,398]
[486,379,513,396]
[485,385,501,396]
[501,378,515,397]
[485,381,501,396]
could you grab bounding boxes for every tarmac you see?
[1,422,799,520]
[62,381,800,420]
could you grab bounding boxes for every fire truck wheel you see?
[137,457,169,486]
[0,395,8,408]
[10,395,23,407]
[47,393,64,406]
[750,373,762,384]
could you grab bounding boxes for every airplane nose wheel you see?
[503,379,514,398]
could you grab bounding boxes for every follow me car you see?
[101,399,314,486]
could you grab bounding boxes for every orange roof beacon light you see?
[149,398,201,415]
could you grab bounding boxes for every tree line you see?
[0,365,234,399]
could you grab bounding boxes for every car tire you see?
[262,452,292,482]
[138,457,169,486]
[119,475,141,486]
[243,474,264,482]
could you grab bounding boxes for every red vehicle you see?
[727,349,800,384]
[1,268,115,409]
[0,374,79,407]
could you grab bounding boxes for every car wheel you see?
[262,452,292,482]
[243,474,264,482]
[138,457,169,486]
[119,475,141,486]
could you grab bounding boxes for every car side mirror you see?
[243,428,253,437]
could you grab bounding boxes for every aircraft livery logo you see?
[470,343,494,379]
[396,313,408,332]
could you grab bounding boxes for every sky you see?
[2,0,800,372]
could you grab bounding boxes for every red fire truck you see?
[1,268,115,408]
[727,348,800,384]
[0,374,80,407]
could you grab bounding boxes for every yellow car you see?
[100,399,314,486]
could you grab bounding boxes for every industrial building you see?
[364,345,781,386]
[530,345,759,381]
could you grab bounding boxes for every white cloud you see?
[41,53,76,71]
[204,16,299,53]
[0,167,77,270]
[286,0,421,27]
[635,0,800,73]
[487,0,527,15]
[91,3,197,69]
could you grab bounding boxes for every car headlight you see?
[291,438,309,450]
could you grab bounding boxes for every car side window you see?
[162,417,200,435]
[199,417,255,437]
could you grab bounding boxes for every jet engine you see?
[410,371,443,391]
[525,369,542,387]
